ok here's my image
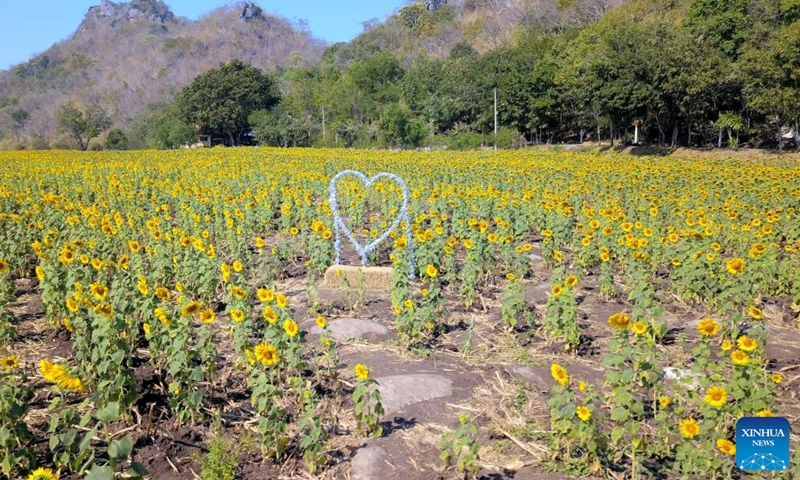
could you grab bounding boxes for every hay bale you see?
[322,265,394,291]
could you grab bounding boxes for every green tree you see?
[685,0,753,58]
[176,59,279,146]
[716,111,743,148]
[248,107,316,147]
[56,101,111,150]
[10,108,29,143]
[129,103,196,150]
[378,104,427,147]
[105,129,129,150]
[739,21,800,150]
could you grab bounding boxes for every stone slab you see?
[350,446,387,480]
[310,318,391,342]
[524,282,552,305]
[375,374,453,414]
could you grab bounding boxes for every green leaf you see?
[611,406,629,422]
[110,436,134,460]
[96,402,120,423]
[127,462,148,477]
[85,464,114,480]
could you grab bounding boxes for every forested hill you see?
[1,0,799,151]
[270,0,800,150]
[0,0,324,148]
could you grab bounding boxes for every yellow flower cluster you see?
[40,360,85,393]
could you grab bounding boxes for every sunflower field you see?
[1,148,800,479]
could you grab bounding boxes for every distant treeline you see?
[247,0,800,150]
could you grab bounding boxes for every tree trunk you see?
[579,128,585,143]
[671,125,679,147]
[796,123,799,150]
[688,122,692,146]
[634,124,639,144]
[727,127,732,144]
[718,129,723,148]
[228,131,236,147]
[610,118,614,147]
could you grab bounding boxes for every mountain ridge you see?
[0,0,325,148]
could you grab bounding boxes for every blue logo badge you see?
[736,417,790,471]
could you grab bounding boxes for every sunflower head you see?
[354,363,370,381]
[697,318,720,337]
[679,418,700,439]
[27,467,58,480]
[550,363,569,386]
[576,405,592,422]
[608,312,631,330]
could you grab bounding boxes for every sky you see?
[0,0,406,70]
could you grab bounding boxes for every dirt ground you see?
[7,232,800,480]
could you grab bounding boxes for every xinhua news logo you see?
[736,417,790,471]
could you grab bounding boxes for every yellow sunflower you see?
[155,287,171,301]
[550,363,569,386]
[679,418,700,439]
[425,264,438,279]
[608,312,631,330]
[1,355,19,369]
[704,386,727,408]
[354,363,370,381]
[93,303,113,318]
[181,301,202,317]
[199,309,215,324]
[725,257,745,275]
[230,309,245,323]
[283,319,299,338]
[262,306,278,324]
[257,288,275,303]
[731,350,750,366]
[737,335,757,352]
[697,318,720,337]
[716,438,735,456]
[576,405,592,422]
[254,343,279,365]
[27,467,58,480]
[230,286,247,299]
[631,322,648,335]
[276,293,289,309]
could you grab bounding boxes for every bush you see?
[106,129,129,150]
[493,127,524,149]
[449,131,484,150]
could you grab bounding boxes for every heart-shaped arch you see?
[328,170,416,279]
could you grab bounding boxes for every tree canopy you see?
[175,59,280,146]
[55,102,111,150]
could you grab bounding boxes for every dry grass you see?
[322,265,394,291]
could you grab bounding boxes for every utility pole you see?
[494,87,498,151]
[322,106,327,142]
